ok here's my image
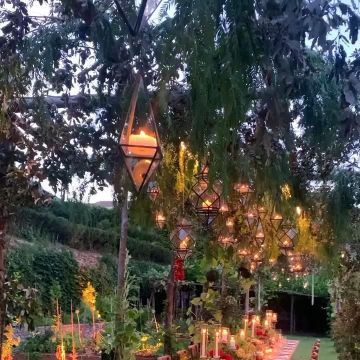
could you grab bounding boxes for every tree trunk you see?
[245,287,250,315]
[257,278,261,312]
[0,215,7,360]
[117,191,128,292]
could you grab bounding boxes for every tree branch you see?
[113,0,148,36]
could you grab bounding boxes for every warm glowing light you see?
[240,329,245,339]
[202,199,213,208]
[296,206,302,215]
[226,218,234,227]
[180,141,186,150]
[179,238,189,250]
[128,130,157,157]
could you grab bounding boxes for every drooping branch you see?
[113,0,148,37]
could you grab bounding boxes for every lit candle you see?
[251,318,256,338]
[221,328,228,342]
[179,237,189,250]
[264,320,269,329]
[128,130,157,157]
[243,317,248,334]
[202,199,213,208]
[200,328,207,358]
[226,218,234,228]
[240,329,245,340]
[229,335,236,350]
[214,331,220,358]
[255,315,260,324]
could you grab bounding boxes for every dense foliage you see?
[6,244,82,313]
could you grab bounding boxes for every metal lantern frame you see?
[147,180,160,202]
[245,207,258,232]
[270,207,283,231]
[170,219,195,260]
[278,222,296,256]
[191,164,221,227]
[254,220,265,249]
[256,204,268,220]
[119,74,163,193]
[234,182,254,210]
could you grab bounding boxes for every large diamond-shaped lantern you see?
[170,218,195,260]
[120,75,163,192]
[191,164,221,226]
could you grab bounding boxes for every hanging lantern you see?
[238,247,251,257]
[288,253,305,273]
[170,218,195,260]
[250,251,264,272]
[270,209,283,231]
[254,221,265,248]
[226,217,235,233]
[245,208,258,231]
[234,182,254,209]
[191,164,221,226]
[147,181,160,201]
[218,234,236,248]
[119,75,163,192]
[278,222,296,256]
[220,200,229,213]
[155,210,166,229]
[257,205,267,220]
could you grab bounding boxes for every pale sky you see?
[26,1,359,203]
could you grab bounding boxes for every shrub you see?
[6,245,82,313]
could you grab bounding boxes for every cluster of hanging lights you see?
[118,76,311,276]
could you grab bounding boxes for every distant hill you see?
[92,201,113,209]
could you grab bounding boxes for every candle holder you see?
[120,74,163,192]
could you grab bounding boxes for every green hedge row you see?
[13,207,171,264]
[6,244,82,313]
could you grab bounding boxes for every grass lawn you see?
[288,335,338,360]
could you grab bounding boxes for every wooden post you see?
[117,190,128,293]
[0,215,7,360]
[245,287,250,315]
[257,278,261,312]
[290,294,295,334]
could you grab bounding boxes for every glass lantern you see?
[278,222,296,256]
[120,75,163,192]
[170,218,195,260]
[191,164,221,226]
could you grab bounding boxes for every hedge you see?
[13,207,171,264]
